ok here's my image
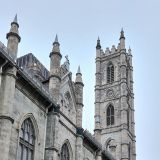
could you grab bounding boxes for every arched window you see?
[17,118,35,160]
[107,105,114,126]
[128,142,131,160]
[107,62,114,83]
[61,143,70,160]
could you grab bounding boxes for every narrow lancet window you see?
[107,105,114,126]
[18,118,35,160]
[61,143,70,160]
[107,62,114,83]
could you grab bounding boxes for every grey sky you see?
[0,0,160,159]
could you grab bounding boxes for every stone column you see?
[49,35,62,102]
[120,51,129,160]
[94,51,102,143]
[128,51,136,160]
[76,128,84,160]
[75,66,84,128]
[0,15,20,160]
[0,66,16,160]
[0,60,8,87]
[45,106,60,160]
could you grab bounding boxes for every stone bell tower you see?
[94,30,136,160]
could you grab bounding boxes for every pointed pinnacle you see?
[120,27,125,39]
[75,65,83,84]
[121,27,124,32]
[77,65,81,74]
[96,36,101,49]
[11,14,19,28]
[53,34,60,45]
[55,34,58,43]
[13,14,18,23]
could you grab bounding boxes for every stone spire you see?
[49,35,62,102]
[119,28,125,50]
[77,65,81,74]
[13,14,18,24]
[120,28,125,39]
[75,66,83,84]
[96,36,101,50]
[51,34,60,53]
[54,34,59,44]
[75,65,84,130]
[45,35,61,160]
[6,14,21,59]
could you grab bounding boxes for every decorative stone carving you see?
[106,89,114,99]
[60,91,73,111]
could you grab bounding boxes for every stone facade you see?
[0,16,135,160]
[94,31,136,160]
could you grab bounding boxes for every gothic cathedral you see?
[0,15,136,160]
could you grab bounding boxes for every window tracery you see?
[107,105,114,126]
[61,143,70,160]
[107,62,114,83]
[17,118,35,160]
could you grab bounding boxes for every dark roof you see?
[83,130,102,149]
[83,130,115,160]
[17,53,50,81]
[0,41,57,111]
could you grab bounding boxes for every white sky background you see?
[0,0,160,159]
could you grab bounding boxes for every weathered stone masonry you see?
[0,16,135,160]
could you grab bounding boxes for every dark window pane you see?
[107,107,111,116]
[107,117,110,126]
[111,116,114,125]
[107,105,114,126]
[107,63,114,83]
[18,118,35,160]
[111,106,114,115]
[61,143,70,160]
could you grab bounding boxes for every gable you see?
[59,72,77,125]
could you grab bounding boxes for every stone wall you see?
[9,88,47,160]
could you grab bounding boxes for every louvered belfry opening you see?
[107,63,114,83]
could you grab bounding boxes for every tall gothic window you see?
[128,142,131,160]
[17,118,35,160]
[61,143,70,160]
[107,105,114,126]
[107,62,114,83]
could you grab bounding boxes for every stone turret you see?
[96,37,101,57]
[6,14,21,59]
[75,66,84,160]
[45,35,62,160]
[94,37,102,143]
[0,15,20,160]
[75,66,84,128]
[49,35,62,102]
[119,28,125,50]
